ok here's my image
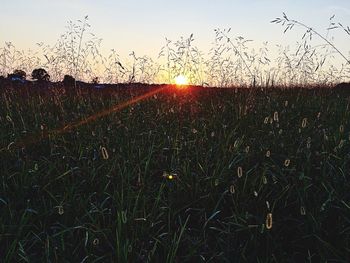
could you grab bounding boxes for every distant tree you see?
[92,77,99,84]
[31,68,50,82]
[63,74,76,87]
[7,69,27,81]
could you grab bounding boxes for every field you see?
[1,83,350,262]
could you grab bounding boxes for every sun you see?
[174,75,188,86]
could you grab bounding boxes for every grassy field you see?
[1,83,350,262]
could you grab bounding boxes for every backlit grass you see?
[1,84,349,262]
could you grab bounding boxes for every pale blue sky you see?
[1,0,350,60]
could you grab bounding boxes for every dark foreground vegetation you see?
[1,82,350,262]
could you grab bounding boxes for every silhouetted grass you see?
[1,13,349,86]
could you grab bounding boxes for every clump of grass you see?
[158,34,205,85]
[41,15,103,81]
[272,13,350,65]
[272,13,350,86]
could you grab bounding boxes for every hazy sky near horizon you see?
[1,0,350,61]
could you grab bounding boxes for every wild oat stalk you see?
[214,28,255,85]
[272,13,350,65]
[159,34,204,85]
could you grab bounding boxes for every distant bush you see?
[92,77,99,84]
[7,69,26,81]
[63,74,76,87]
[31,68,50,82]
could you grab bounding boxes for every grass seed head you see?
[263,176,267,184]
[284,159,291,167]
[266,213,273,230]
[101,147,109,160]
[93,238,99,246]
[237,166,243,178]
[302,118,307,128]
[229,185,235,194]
[6,115,13,122]
[58,205,64,215]
[214,179,219,186]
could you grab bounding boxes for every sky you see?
[1,0,350,67]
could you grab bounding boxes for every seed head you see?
[262,176,267,184]
[6,115,13,122]
[237,166,243,178]
[302,118,307,128]
[101,147,109,160]
[229,185,235,194]
[284,159,291,167]
[266,213,273,230]
[93,238,99,246]
[214,179,219,186]
[58,205,64,215]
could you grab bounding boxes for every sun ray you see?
[10,86,166,149]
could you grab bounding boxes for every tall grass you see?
[1,85,350,261]
[1,13,349,86]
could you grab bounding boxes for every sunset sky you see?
[1,0,350,63]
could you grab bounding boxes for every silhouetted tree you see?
[9,69,27,80]
[31,68,50,82]
[63,75,76,87]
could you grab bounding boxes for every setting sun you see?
[174,75,188,86]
